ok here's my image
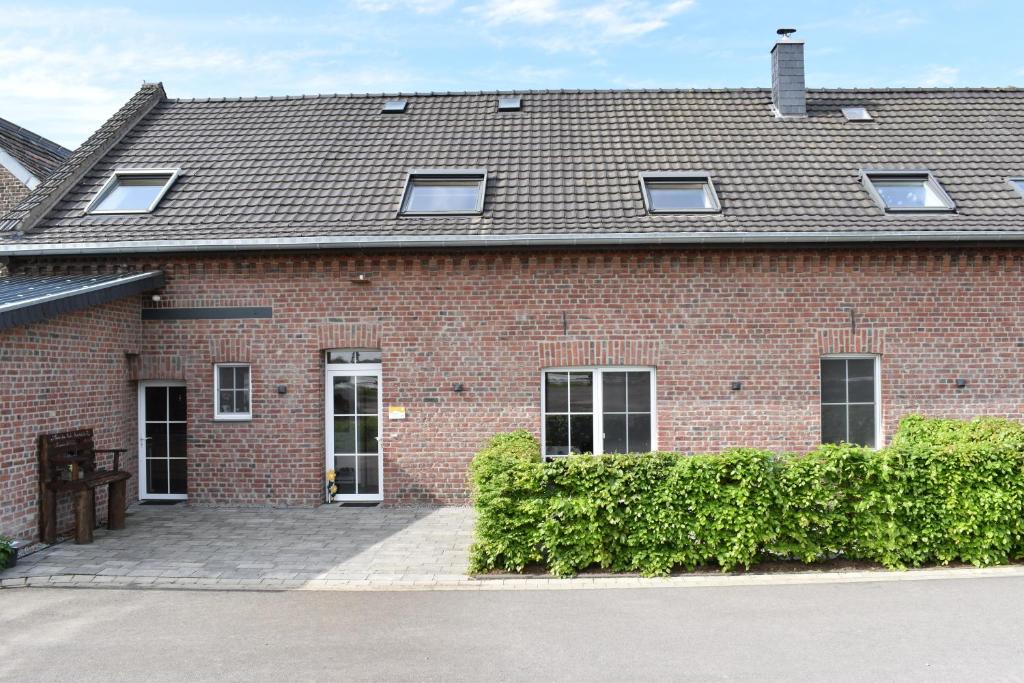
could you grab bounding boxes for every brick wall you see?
[0,164,29,216]
[0,298,141,541]
[6,247,1024,517]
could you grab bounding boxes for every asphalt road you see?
[4,578,1024,681]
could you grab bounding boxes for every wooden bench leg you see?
[75,489,95,544]
[40,487,57,544]
[107,480,127,531]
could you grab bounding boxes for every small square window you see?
[640,172,721,213]
[86,169,179,214]
[215,364,252,420]
[497,96,522,111]
[382,99,407,113]
[400,170,486,215]
[842,107,873,121]
[1010,178,1024,198]
[862,170,956,212]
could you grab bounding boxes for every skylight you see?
[640,172,721,213]
[85,169,179,214]
[842,107,873,121]
[382,99,407,113]
[400,169,487,215]
[861,170,955,212]
[498,96,522,111]
[1010,178,1024,198]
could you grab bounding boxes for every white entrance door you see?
[138,381,188,500]
[326,368,382,501]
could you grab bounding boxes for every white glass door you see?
[138,381,188,500]
[326,368,382,501]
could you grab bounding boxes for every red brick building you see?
[2,36,1024,542]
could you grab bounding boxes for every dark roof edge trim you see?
[0,271,165,331]
[6,231,1024,256]
[0,83,166,235]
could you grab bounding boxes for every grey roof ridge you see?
[0,116,71,158]
[165,85,1024,103]
[6,229,1024,256]
[0,82,167,235]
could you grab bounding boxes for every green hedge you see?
[469,415,1024,576]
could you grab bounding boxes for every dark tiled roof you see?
[3,87,1024,249]
[0,117,70,180]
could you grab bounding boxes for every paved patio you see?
[1,504,475,588]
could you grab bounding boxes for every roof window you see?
[842,107,873,121]
[861,170,955,212]
[400,169,487,215]
[1010,178,1024,198]
[382,99,407,113]
[85,169,179,214]
[497,96,522,111]
[639,172,721,214]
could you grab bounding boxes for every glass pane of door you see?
[331,372,381,499]
[142,384,188,497]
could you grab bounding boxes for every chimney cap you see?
[776,27,797,38]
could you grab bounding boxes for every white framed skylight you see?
[85,169,180,215]
[842,107,873,121]
[1010,178,1024,199]
[861,170,956,212]
[382,99,407,113]
[399,169,487,215]
[639,172,721,214]
[497,96,522,111]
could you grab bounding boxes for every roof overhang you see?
[4,230,1024,256]
[0,270,165,331]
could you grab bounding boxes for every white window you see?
[1010,178,1024,199]
[400,169,487,215]
[841,107,873,121]
[820,355,881,448]
[861,170,955,212]
[640,172,721,214]
[542,368,656,457]
[85,169,179,214]
[214,364,252,420]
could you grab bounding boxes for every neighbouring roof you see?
[1,86,1023,253]
[0,116,70,182]
[0,270,164,330]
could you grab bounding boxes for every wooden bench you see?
[38,428,131,544]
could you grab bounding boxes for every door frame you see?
[137,380,188,501]
[325,365,384,502]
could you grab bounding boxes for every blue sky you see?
[2,0,1021,148]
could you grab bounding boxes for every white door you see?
[138,381,188,500]
[326,368,382,501]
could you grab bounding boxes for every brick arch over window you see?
[538,340,662,368]
[816,329,886,356]
[316,322,382,351]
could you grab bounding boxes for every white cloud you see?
[353,0,456,14]
[922,65,960,87]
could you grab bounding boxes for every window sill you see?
[214,415,253,423]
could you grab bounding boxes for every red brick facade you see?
[3,246,1024,540]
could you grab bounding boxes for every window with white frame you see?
[85,169,179,214]
[215,364,252,420]
[400,169,487,215]
[639,172,721,213]
[542,368,655,457]
[820,356,880,448]
[861,170,955,212]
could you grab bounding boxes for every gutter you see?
[4,230,1024,256]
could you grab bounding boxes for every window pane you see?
[146,422,167,459]
[145,386,166,421]
[218,390,234,414]
[327,350,382,364]
[218,366,235,390]
[821,405,846,444]
[569,415,594,454]
[235,389,250,415]
[545,372,569,413]
[147,459,168,495]
[627,372,651,412]
[647,181,711,211]
[569,373,593,412]
[872,178,945,209]
[847,359,875,403]
[333,376,355,415]
[405,178,482,213]
[357,456,380,495]
[628,414,652,453]
[545,415,569,456]
[603,414,628,454]
[356,376,378,415]
[168,386,187,422]
[357,416,379,454]
[168,458,187,495]
[602,372,627,413]
[848,405,877,448]
[821,359,846,403]
[168,422,187,459]
[234,367,250,392]
[333,416,355,454]
[94,175,169,212]
[334,456,356,495]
